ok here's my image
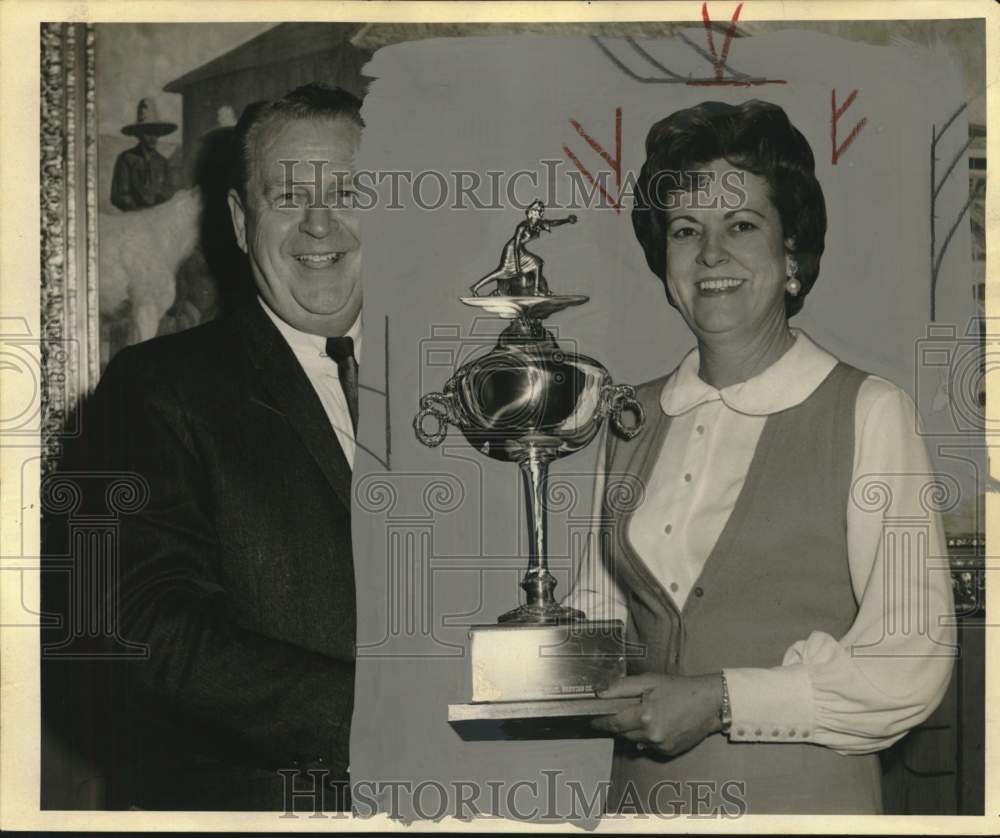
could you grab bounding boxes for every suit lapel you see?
[236,301,353,511]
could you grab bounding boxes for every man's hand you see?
[591,673,723,757]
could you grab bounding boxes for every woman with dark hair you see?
[573,100,955,814]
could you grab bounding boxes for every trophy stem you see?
[498,446,585,624]
[520,452,548,577]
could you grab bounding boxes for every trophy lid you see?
[459,294,588,321]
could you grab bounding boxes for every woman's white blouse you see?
[567,330,956,754]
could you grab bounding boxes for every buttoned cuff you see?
[723,665,816,743]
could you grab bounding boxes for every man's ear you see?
[228,188,248,254]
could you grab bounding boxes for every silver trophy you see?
[414,204,644,725]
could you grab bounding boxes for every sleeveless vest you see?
[602,362,883,815]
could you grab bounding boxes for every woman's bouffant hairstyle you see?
[631,100,826,318]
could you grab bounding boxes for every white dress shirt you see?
[260,298,362,469]
[567,330,956,754]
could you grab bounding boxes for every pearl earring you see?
[786,258,800,296]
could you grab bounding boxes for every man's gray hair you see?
[231,83,364,200]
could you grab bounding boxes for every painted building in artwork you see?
[164,22,372,180]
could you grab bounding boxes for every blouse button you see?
[694,586,704,597]
[736,728,745,737]
[696,425,705,435]
[788,729,796,737]
[664,524,673,534]
[771,729,781,737]
[669,582,679,593]
[754,729,762,736]
[683,473,692,483]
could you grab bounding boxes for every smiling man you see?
[76,84,366,811]
[229,96,363,340]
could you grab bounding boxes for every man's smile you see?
[294,251,346,268]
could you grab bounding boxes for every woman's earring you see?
[785,259,801,296]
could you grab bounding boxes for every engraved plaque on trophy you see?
[413,203,645,733]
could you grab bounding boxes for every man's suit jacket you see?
[76,300,357,810]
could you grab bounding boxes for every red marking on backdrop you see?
[563,107,623,213]
[702,1,743,81]
[831,88,868,165]
[687,78,787,87]
[686,3,786,87]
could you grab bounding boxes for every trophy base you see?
[447,696,640,741]
[468,619,625,703]
[497,601,585,624]
[449,620,631,741]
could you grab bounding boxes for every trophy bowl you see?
[438,343,616,463]
[414,308,642,463]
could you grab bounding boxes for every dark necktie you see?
[325,336,358,434]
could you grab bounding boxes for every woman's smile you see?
[695,277,747,294]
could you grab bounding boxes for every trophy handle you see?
[413,392,457,447]
[603,383,645,441]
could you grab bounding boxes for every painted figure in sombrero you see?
[110,98,178,211]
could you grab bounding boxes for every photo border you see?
[2,0,997,832]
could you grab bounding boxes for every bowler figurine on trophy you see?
[414,204,645,732]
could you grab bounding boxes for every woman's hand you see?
[591,673,723,757]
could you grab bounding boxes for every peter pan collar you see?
[660,329,838,417]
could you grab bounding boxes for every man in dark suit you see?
[53,84,365,811]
